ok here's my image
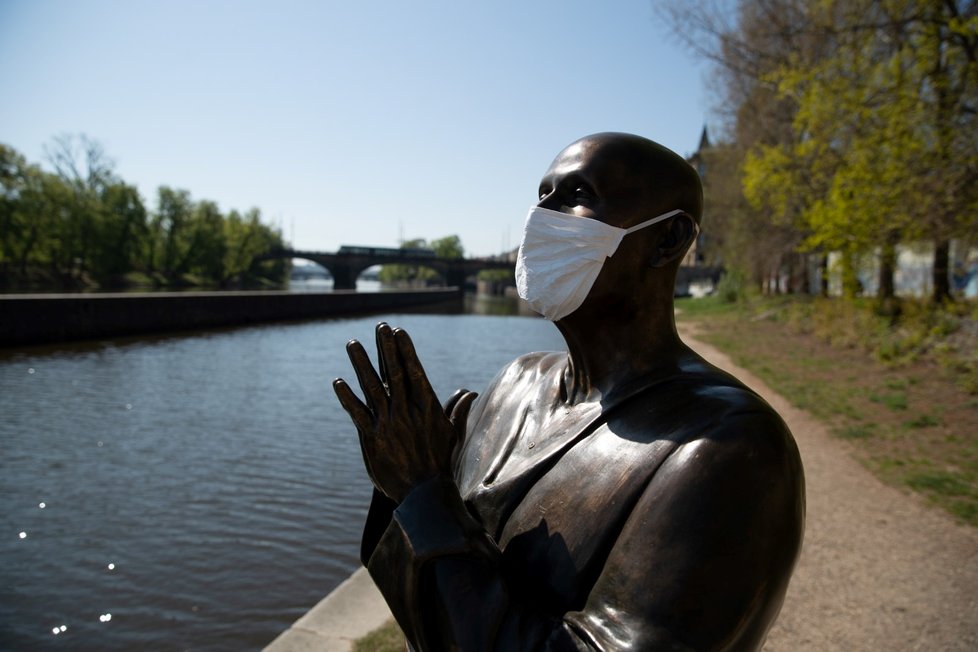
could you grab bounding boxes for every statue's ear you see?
[651,213,697,268]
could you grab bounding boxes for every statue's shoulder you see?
[506,350,566,371]
[617,351,798,466]
[485,350,566,388]
[471,351,566,416]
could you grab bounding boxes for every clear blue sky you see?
[0,0,713,257]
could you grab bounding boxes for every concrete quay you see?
[0,288,462,347]
[263,567,391,652]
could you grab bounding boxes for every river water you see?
[0,295,564,650]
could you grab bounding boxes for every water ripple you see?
[0,312,564,650]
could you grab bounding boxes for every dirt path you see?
[680,327,978,651]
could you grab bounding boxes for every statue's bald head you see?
[542,133,703,230]
[519,132,703,328]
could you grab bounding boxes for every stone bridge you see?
[261,247,515,290]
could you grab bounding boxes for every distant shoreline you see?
[0,288,463,347]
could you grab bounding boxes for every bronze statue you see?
[334,133,805,651]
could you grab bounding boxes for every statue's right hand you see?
[332,322,476,503]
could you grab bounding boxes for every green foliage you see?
[715,269,747,303]
[1,145,49,276]
[222,208,284,285]
[0,137,285,290]
[743,0,978,303]
[664,1,977,302]
[378,238,436,284]
[430,234,464,259]
[147,187,284,287]
[699,143,803,292]
[95,182,148,280]
[378,235,466,284]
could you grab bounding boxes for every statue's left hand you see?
[333,322,477,503]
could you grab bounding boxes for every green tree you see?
[1,137,287,290]
[42,134,120,283]
[430,234,464,259]
[378,238,438,284]
[152,186,195,281]
[658,0,828,293]
[225,208,286,287]
[185,199,227,282]
[742,0,978,302]
[93,182,148,283]
[377,235,467,285]
[700,142,805,293]
[0,145,49,279]
[223,209,264,284]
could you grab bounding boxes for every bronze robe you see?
[360,351,804,651]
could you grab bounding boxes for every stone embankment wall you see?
[0,289,462,347]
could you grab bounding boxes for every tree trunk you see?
[932,239,952,303]
[841,252,859,299]
[786,254,796,294]
[798,253,810,295]
[820,254,829,297]
[878,239,896,301]
[876,236,901,318]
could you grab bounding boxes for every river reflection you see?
[0,296,563,650]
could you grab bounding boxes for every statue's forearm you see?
[363,477,591,652]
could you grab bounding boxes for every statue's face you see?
[536,135,655,232]
[530,134,690,313]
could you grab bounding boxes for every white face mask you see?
[515,206,684,321]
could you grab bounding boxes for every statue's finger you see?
[332,378,374,431]
[374,322,390,387]
[349,412,380,487]
[346,339,386,411]
[449,390,478,440]
[443,388,467,416]
[376,323,406,401]
[392,328,437,404]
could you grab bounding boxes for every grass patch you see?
[903,414,940,429]
[353,619,404,652]
[674,295,742,318]
[870,392,908,411]
[906,470,971,496]
[950,501,978,522]
[677,294,978,527]
[840,423,877,440]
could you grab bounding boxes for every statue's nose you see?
[536,192,565,213]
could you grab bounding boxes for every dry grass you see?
[677,295,978,526]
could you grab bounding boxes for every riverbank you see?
[263,568,389,652]
[676,296,977,527]
[0,288,463,347]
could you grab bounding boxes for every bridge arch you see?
[259,247,514,291]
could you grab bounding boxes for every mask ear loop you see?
[624,209,686,234]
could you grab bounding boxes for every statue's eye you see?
[572,186,595,205]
